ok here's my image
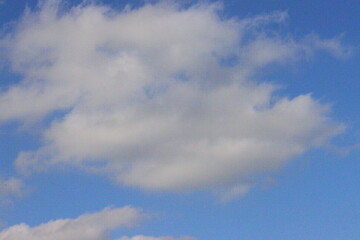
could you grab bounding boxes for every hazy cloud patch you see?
[0,177,24,203]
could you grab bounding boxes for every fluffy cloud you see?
[0,1,347,194]
[0,206,145,240]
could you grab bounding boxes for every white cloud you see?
[0,206,145,240]
[0,1,348,196]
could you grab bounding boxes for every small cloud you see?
[215,183,252,202]
[0,176,26,208]
[0,177,24,200]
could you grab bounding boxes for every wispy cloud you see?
[0,177,24,203]
[118,236,196,240]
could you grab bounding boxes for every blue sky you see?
[0,1,359,240]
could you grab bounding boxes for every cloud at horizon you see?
[0,1,349,198]
[0,206,192,240]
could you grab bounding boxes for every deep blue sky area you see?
[0,1,359,240]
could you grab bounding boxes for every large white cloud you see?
[0,1,347,195]
[0,206,145,240]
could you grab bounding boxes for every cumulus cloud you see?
[0,1,347,195]
[0,206,145,240]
